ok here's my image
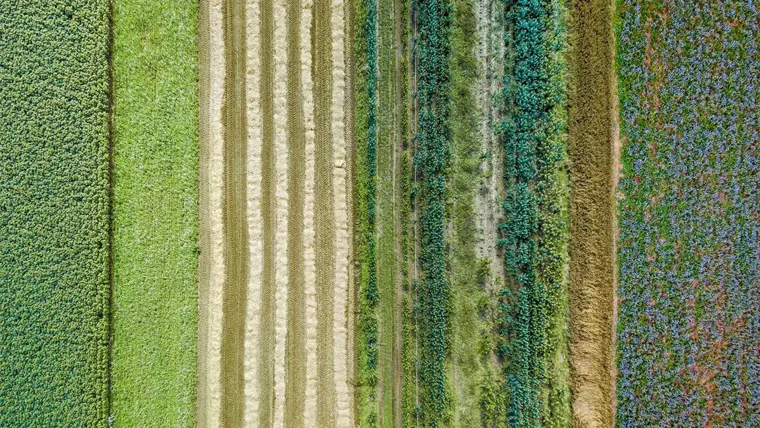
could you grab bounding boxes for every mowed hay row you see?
[197,0,355,426]
[0,2,111,426]
[566,0,616,426]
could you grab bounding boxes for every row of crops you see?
[499,0,571,425]
[355,0,380,424]
[616,0,760,425]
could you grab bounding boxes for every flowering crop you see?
[616,1,760,425]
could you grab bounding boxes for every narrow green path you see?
[110,1,199,425]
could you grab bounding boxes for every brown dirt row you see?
[566,0,617,426]
[392,0,405,425]
[610,9,621,419]
[272,0,291,425]
[475,0,506,290]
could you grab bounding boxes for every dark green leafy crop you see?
[499,0,571,426]
[0,1,111,426]
[416,0,453,424]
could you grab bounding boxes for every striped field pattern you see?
[197,0,354,426]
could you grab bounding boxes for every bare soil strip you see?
[475,0,506,288]
[315,0,338,425]
[285,0,307,424]
[198,1,227,426]
[220,0,249,425]
[272,0,291,425]
[567,0,616,426]
[243,0,263,424]
[301,0,319,424]
[610,9,620,418]
[392,0,405,424]
[331,0,352,424]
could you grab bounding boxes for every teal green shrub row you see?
[415,0,453,424]
[0,2,111,426]
[499,0,571,426]
[110,0,199,426]
[355,0,380,424]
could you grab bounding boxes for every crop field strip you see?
[110,0,199,425]
[499,0,572,425]
[0,2,111,425]
[198,0,354,426]
[566,0,617,425]
[616,1,760,425]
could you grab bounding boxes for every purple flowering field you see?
[616,0,760,425]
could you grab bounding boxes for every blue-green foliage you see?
[0,1,111,426]
[499,0,570,426]
[356,0,380,424]
[416,0,452,424]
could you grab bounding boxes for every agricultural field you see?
[615,0,760,426]
[1,0,759,427]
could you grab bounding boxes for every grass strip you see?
[110,0,199,425]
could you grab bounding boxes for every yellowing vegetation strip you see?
[244,0,263,424]
[330,0,352,424]
[567,0,616,426]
